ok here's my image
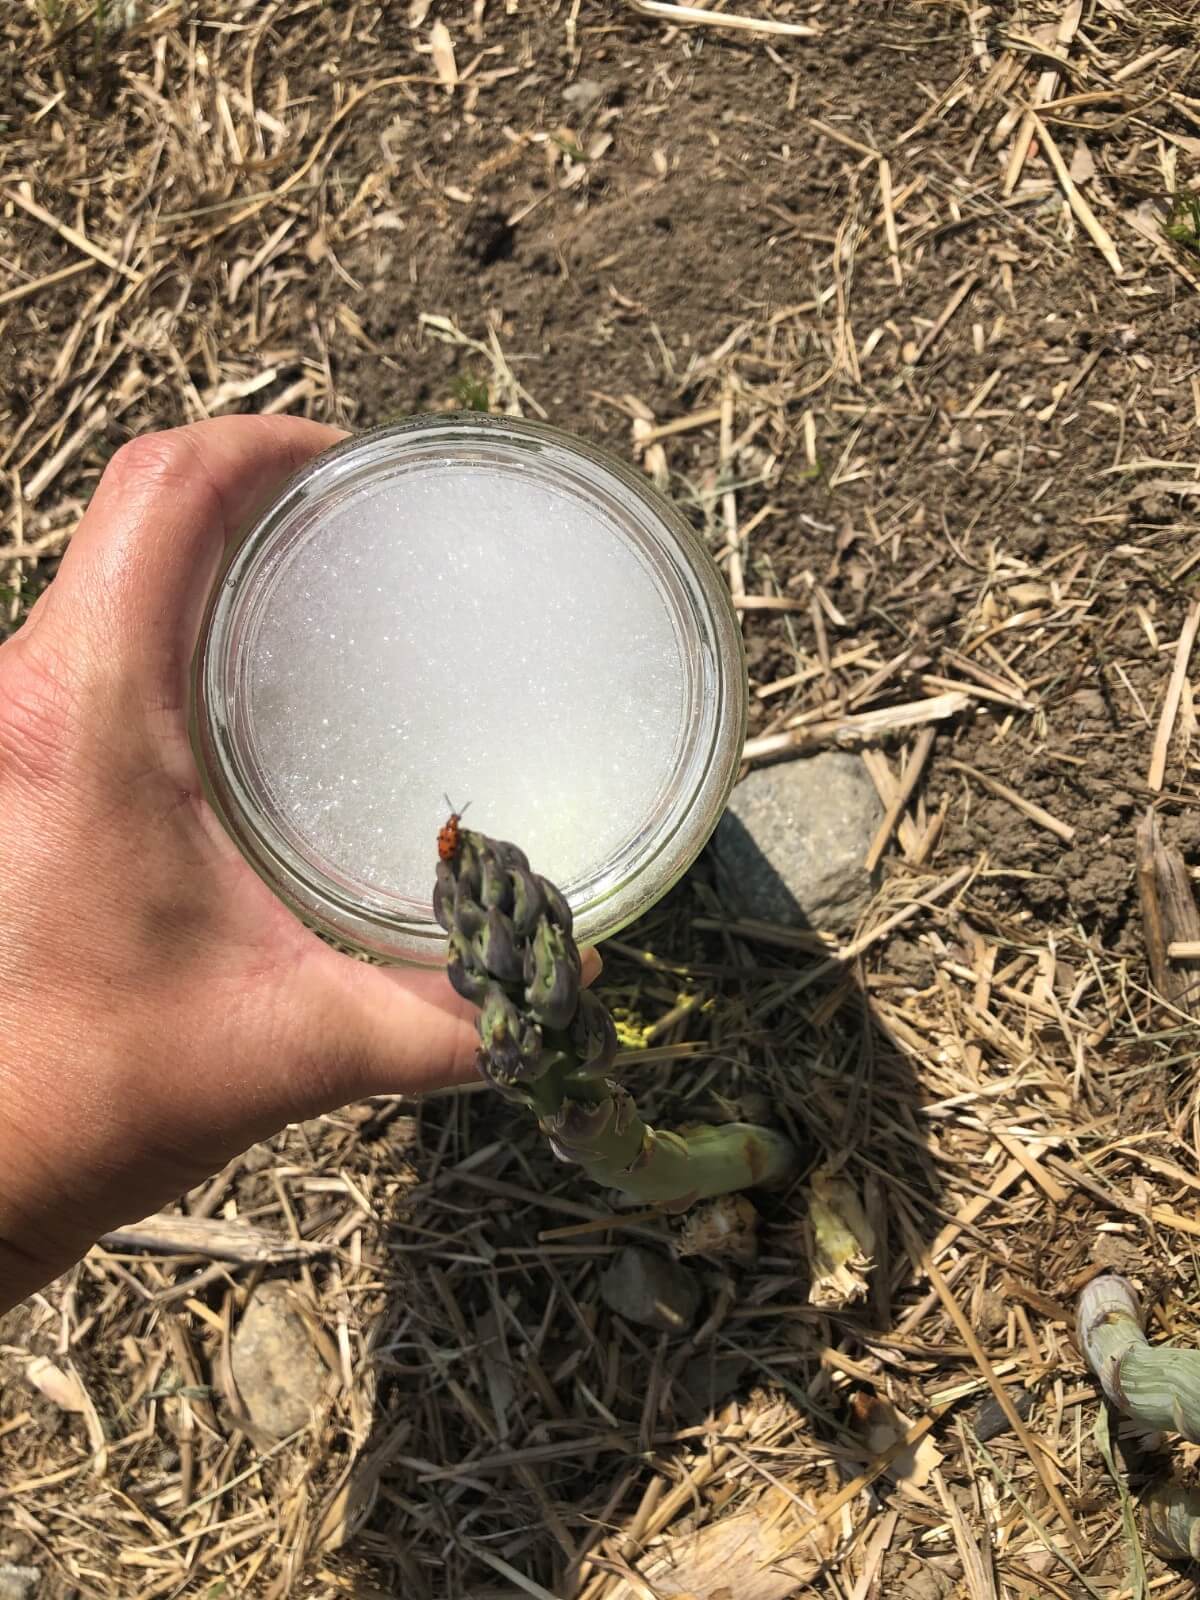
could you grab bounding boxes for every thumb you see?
[291,942,605,1108]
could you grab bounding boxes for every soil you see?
[6,0,1190,954]
[358,10,1197,961]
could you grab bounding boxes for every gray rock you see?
[231,1281,326,1438]
[0,1567,41,1600]
[712,753,883,931]
[600,1246,700,1333]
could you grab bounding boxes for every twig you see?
[24,405,109,504]
[878,157,902,286]
[780,862,976,1000]
[1028,113,1122,278]
[944,759,1075,843]
[754,644,878,699]
[0,258,98,308]
[719,387,743,603]
[777,1409,948,1552]
[743,692,968,764]
[1136,809,1200,1016]
[1001,0,1083,191]
[100,1212,324,1265]
[632,406,723,447]
[4,185,144,284]
[733,595,807,613]
[913,272,978,364]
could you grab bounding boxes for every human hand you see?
[0,417,599,1311]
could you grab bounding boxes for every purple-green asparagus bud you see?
[544,1086,634,1167]
[540,877,573,935]
[434,822,797,1208]
[476,906,524,986]
[454,835,483,899]
[432,860,455,931]
[569,990,619,1076]
[480,850,512,912]
[524,918,580,1030]
[478,983,543,1088]
[446,931,489,1006]
[510,865,548,939]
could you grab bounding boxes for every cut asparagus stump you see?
[1077,1274,1200,1442]
[434,825,797,1209]
[1078,1276,1200,1562]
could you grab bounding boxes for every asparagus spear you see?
[434,825,797,1208]
[1077,1274,1200,1442]
[1144,1480,1200,1559]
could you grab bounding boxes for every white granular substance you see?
[243,462,688,902]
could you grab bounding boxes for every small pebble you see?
[562,79,604,111]
[677,1352,748,1413]
[600,1246,700,1333]
[972,1384,1034,1444]
[0,1567,41,1600]
[231,1281,327,1439]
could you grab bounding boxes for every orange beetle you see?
[437,796,471,862]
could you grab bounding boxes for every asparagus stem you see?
[1078,1274,1200,1443]
[545,1095,797,1209]
[435,825,798,1209]
[1144,1480,1200,1559]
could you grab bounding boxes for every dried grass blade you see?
[901,1218,1087,1555]
[626,0,819,36]
[1029,113,1122,276]
[1148,599,1200,791]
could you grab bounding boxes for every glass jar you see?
[194,414,746,963]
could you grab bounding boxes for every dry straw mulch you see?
[5,0,1200,1595]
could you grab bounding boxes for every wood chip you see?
[101,1212,326,1264]
[625,1490,817,1599]
[1136,808,1200,1016]
[429,20,458,87]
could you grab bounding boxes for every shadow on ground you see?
[328,837,948,1596]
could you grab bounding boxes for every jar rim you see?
[194,413,747,964]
